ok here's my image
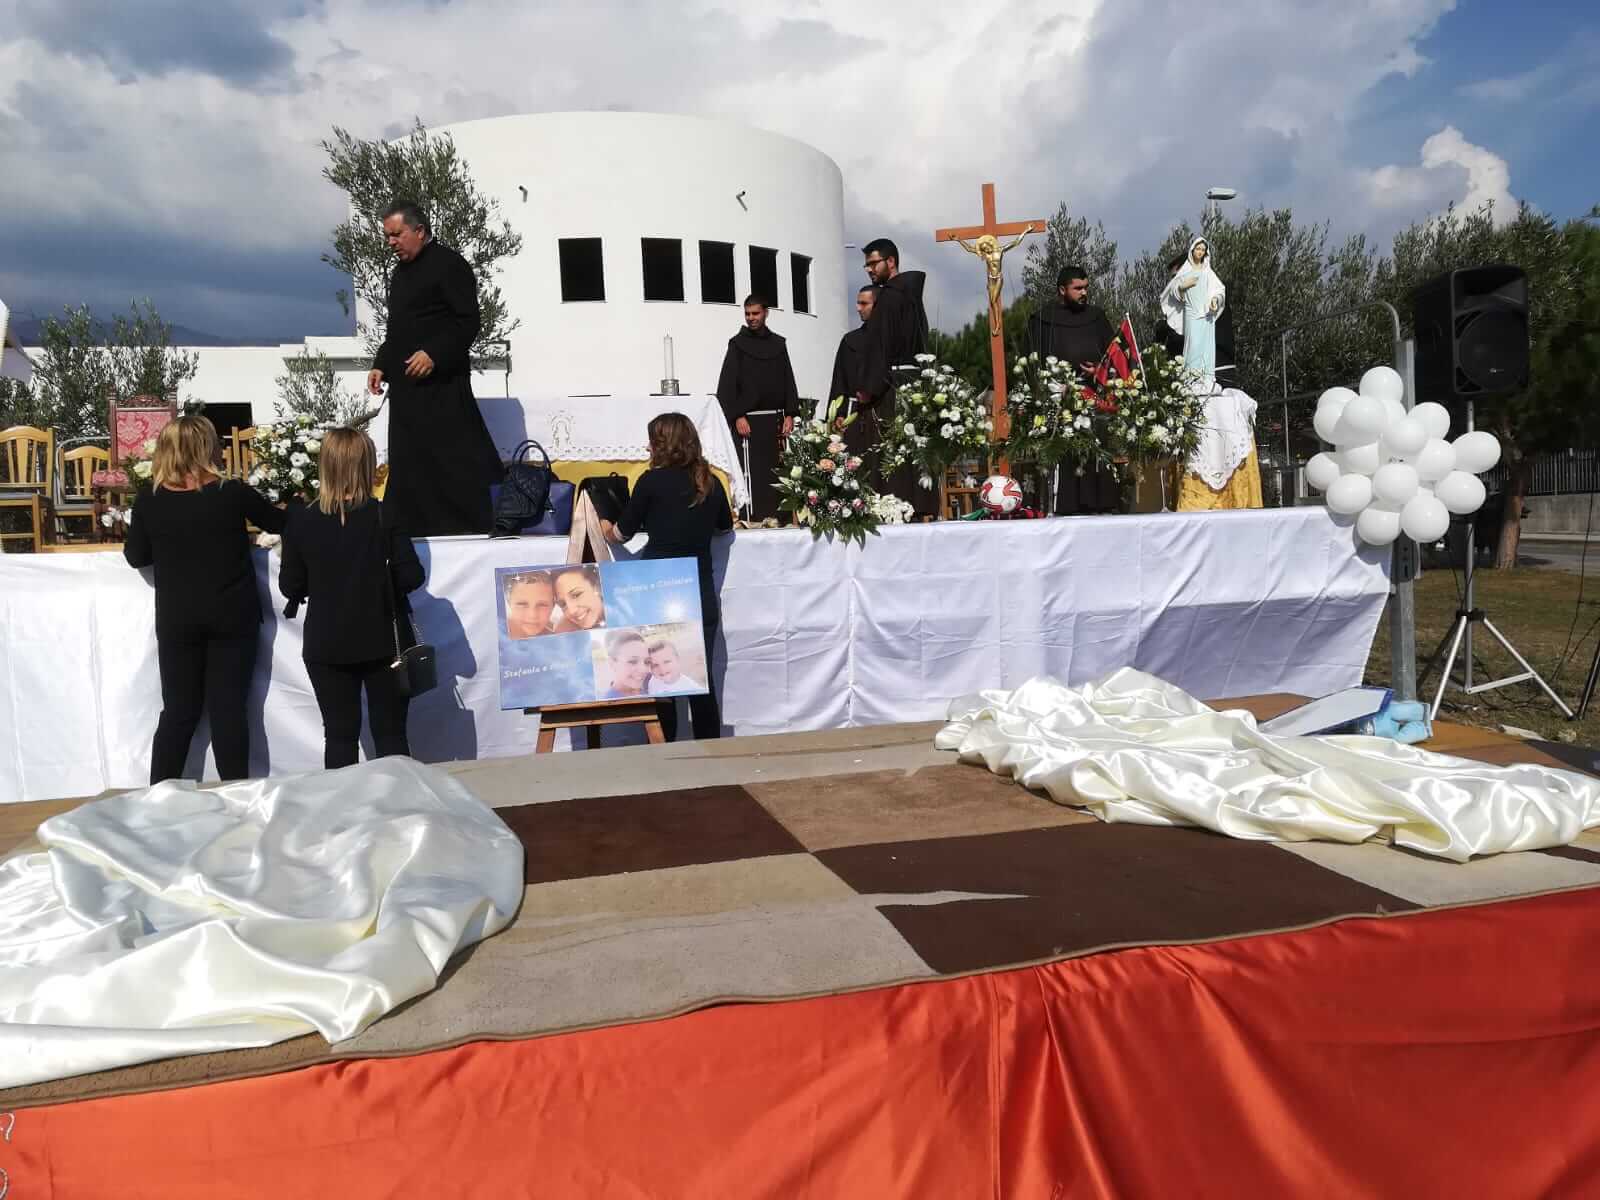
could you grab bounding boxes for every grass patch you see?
[1367,565,1600,743]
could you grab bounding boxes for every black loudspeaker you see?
[1412,265,1529,401]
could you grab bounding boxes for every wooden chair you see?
[941,464,981,519]
[0,424,55,551]
[229,426,257,479]
[55,443,109,542]
[107,395,177,482]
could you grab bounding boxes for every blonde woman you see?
[279,428,424,768]
[123,414,286,783]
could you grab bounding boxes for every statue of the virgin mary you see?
[1161,236,1227,386]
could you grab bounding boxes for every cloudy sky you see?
[1,0,1596,340]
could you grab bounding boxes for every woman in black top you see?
[123,415,286,783]
[603,412,733,740]
[279,428,425,769]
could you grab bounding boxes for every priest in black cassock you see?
[366,200,503,536]
[1027,265,1120,516]
[860,238,936,517]
[716,296,799,522]
[829,285,882,483]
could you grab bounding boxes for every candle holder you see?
[659,378,681,396]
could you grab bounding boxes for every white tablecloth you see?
[0,507,1390,803]
[366,392,749,508]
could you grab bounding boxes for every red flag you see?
[1090,315,1143,408]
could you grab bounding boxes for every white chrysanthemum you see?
[914,353,936,364]
[790,466,803,479]
[904,422,916,435]
[289,468,305,483]
[304,438,322,453]
[290,452,310,467]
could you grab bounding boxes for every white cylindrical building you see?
[394,111,848,404]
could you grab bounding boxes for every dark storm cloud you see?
[0,218,351,340]
[12,0,320,86]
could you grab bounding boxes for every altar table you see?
[0,506,1389,803]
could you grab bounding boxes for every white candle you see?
[665,335,676,380]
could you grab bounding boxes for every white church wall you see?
[391,111,849,405]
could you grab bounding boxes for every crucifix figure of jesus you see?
[935,183,1046,442]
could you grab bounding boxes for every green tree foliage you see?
[928,301,1038,391]
[322,118,523,359]
[0,301,199,442]
[273,348,377,427]
[1374,201,1593,564]
[1021,205,1123,310]
[940,197,1600,563]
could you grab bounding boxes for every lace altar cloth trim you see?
[1186,388,1258,490]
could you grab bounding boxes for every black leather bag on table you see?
[493,439,565,537]
[387,564,437,699]
[577,472,632,524]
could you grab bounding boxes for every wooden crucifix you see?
[934,183,1046,444]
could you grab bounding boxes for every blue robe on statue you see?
[1162,236,1227,386]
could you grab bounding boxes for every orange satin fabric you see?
[11,887,1600,1199]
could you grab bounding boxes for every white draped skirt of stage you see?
[937,670,1600,862]
[0,759,524,1089]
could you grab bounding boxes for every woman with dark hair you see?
[551,564,606,633]
[123,415,286,783]
[602,412,732,740]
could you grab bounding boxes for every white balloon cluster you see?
[1304,366,1500,546]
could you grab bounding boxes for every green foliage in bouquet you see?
[1005,351,1111,474]
[876,354,994,491]
[1100,343,1209,467]
[247,416,327,504]
[776,397,880,544]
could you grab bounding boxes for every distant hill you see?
[6,312,339,348]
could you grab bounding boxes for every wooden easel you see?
[528,699,665,753]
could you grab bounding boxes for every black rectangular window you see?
[749,246,780,309]
[641,238,685,302]
[790,253,812,315]
[698,240,736,304]
[558,237,605,302]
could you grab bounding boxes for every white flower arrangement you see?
[877,358,993,491]
[776,397,885,544]
[249,419,330,503]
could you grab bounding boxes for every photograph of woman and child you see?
[494,413,729,742]
[594,626,706,700]
[503,564,606,639]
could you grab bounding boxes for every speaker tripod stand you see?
[1418,401,1573,721]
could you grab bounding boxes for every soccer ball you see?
[979,475,1023,515]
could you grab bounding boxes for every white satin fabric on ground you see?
[936,670,1600,863]
[0,758,524,1089]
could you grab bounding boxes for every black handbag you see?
[492,439,558,537]
[388,562,437,699]
[578,472,632,523]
